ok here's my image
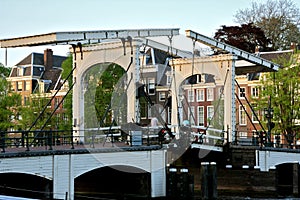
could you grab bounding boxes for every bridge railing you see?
[0,128,169,153]
[0,130,76,152]
[233,131,300,149]
[77,127,174,147]
[2,126,226,153]
[190,132,225,146]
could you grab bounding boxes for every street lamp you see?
[263,107,273,119]
[264,107,274,147]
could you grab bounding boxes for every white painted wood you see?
[53,155,72,200]
[0,149,166,199]
[0,156,52,179]
[150,150,166,197]
[258,150,300,171]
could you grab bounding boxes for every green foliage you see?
[0,63,11,77]
[256,54,300,140]
[61,54,73,85]
[234,0,300,50]
[94,63,126,126]
[0,77,21,130]
[60,54,73,130]
[18,94,54,130]
[211,99,224,133]
[83,63,126,128]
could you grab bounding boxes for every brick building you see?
[7,49,68,129]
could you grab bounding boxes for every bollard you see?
[178,168,189,199]
[201,162,209,199]
[167,168,177,199]
[209,162,218,199]
[189,173,194,199]
[201,162,217,199]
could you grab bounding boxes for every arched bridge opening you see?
[0,172,52,199]
[74,165,150,199]
[82,62,127,132]
[276,162,300,197]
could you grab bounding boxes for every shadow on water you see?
[74,165,151,200]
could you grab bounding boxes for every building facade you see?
[7,49,68,129]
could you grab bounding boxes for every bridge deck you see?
[0,142,161,158]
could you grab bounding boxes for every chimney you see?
[44,49,53,71]
[255,46,260,54]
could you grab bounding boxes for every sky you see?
[0,0,295,67]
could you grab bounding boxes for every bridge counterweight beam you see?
[185,30,281,72]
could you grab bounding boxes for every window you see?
[190,74,205,83]
[196,89,205,102]
[188,106,195,125]
[54,98,60,110]
[251,87,259,98]
[239,87,246,98]
[188,89,194,102]
[17,81,23,91]
[239,132,248,138]
[198,74,206,83]
[207,88,214,101]
[197,106,204,126]
[24,96,30,106]
[207,106,214,125]
[148,78,155,95]
[17,67,23,76]
[239,105,247,125]
[167,75,172,86]
[25,81,30,91]
[159,92,166,101]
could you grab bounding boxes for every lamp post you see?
[264,105,274,147]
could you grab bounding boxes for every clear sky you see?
[0,0,293,67]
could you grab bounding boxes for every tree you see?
[61,54,73,86]
[18,94,54,130]
[214,23,273,53]
[82,63,126,129]
[94,63,126,126]
[234,0,300,50]
[60,54,73,130]
[0,77,21,130]
[0,63,11,77]
[256,54,300,147]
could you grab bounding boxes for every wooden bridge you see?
[0,28,297,199]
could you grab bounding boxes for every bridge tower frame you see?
[170,54,237,142]
[72,39,142,139]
